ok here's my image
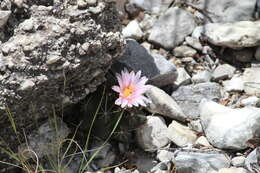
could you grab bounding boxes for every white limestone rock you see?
[199,100,260,150]
[167,120,197,147]
[122,20,144,40]
[146,85,186,121]
[136,116,170,152]
[242,67,260,96]
[203,21,260,48]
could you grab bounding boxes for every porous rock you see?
[0,0,124,160]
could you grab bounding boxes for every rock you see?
[18,79,35,91]
[199,99,233,125]
[88,2,106,14]
[150,53,178,86]
[255,46,260,61]
[251,60,260,67]
[231,156,245,167]
[62,156,86,173]
[129,0,173,14]
[0,1,124,160]
[12,0,24,8]
[173,45,197,57]
[212,64,236,81]
[139,14,156,32]
[172,82,222,119]
[157,150,175,162]
[18,118,70,159]
[180,57,197,64]
[242,67,260,96]
[202,46,214,56]
[188,120,203,133]
[223,76,244,92]
[90,140,116,168]
[195,136,212,147]
[112,39,178,87]
[192,26,204,39]
[77,0,88,8]
[115,167,134,173]
[20,18,34,32]
[203,21,260,48]
[199,100,260,150]
[218,167,248,173]
[124,2,140,18]
[133,149,158,172]
[145,85,186,121]
[192,70,212,84]
[136,116,170,152]
[240,96,260,106]
[184,0,256,23]
[0,10,11,28]
[141,41,152,51]
[229,48,254,63]
[245,147,260,172]
[122,20,144,39]
[167,120,197,147]
[193,11,205,24]
[151,161,172,173]
[174,149,230,173]
[257,0,260,18]
[148,7,196,49]
[175,67,191,86]
[185,37,203,51]
[86,0,97,5]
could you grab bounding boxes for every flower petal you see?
[140,95,151,104]
[112,86,121,93]
[137,99,146,107]
[115,97,122,105]
[116,73,123,88]
[121,69,130,87]
[121,99,129,108]
[129,71,135,86]
[127,103,133,108]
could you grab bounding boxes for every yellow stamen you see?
[123,85,134,98]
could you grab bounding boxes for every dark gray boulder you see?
[112,39,178,87]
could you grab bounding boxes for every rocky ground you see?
[0,0,260,173]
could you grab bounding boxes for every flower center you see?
[123,85,134,98]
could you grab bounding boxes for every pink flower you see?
[112,69,151,108]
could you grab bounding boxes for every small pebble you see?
[231,156,245,167]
